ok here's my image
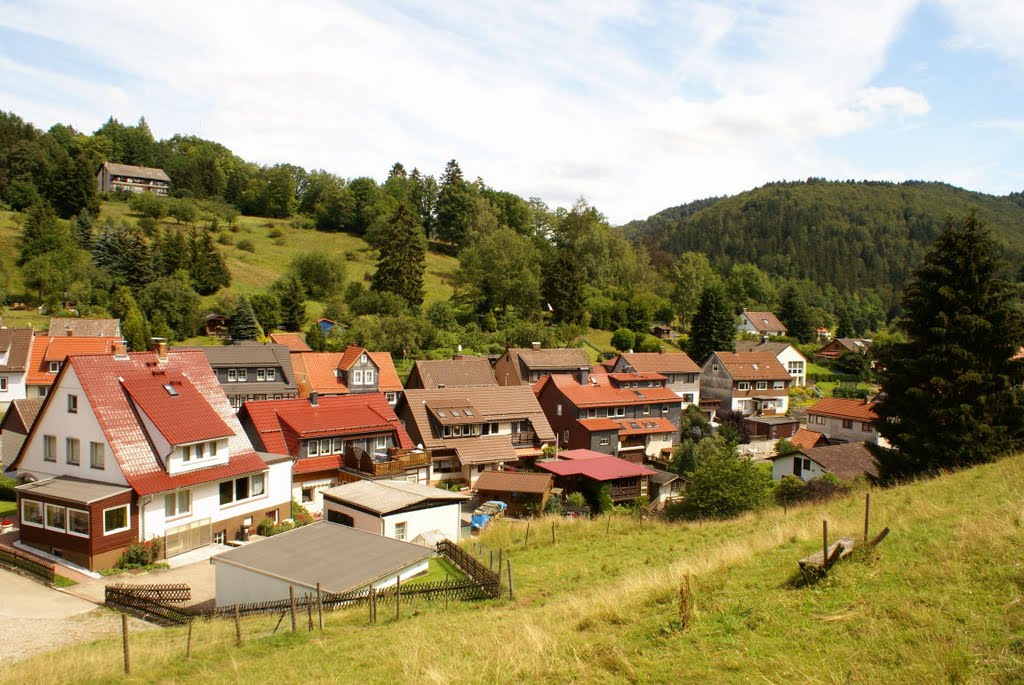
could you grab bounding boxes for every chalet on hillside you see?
[816,338,872,361]
[737,310,787,337]
[96,162,171,195]
[494,344,591,386]
[700,352,790,417]
[734,339,808,387]
[5,342,291,570]
[610,350,701,405]
[0,329,34,412]
[197,341,298,410]
[473,470,553,517]
[769,442,879,482]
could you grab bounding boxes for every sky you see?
[1,1,1022,224]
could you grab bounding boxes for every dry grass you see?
[7,454,1024,683]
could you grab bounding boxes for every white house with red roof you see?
[5,342,291,570]
[238,393,426,512]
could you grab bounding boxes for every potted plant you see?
[0,518,14,533]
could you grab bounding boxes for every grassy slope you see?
[8,455,1024,683]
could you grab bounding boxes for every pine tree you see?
[305,320,327,352]
[188,229,231,295]
[229,296,263,341]
[72,211,94,250]
[689,284,736,364]
[112,286,149,351]
[434,159,475,250]
[778,286,815,343]
[872,212,1024,479]
[278,275,307,332]
[371,204,426,307]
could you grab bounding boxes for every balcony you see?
[343,446,431,477]
[608,482,642,501]
[511,431,536,447]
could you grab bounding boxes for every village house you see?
[211,522,431,606]
[734,339,808,387]
[494,343,591,386]
[769,442,879,482]
[609,350,701,405]
[4,341,291,570]
[238,393,426,512]
[473,470,553,517]
[536,449,657,506]
[0,328,34,412]
[321,479,469,543]
[805,397,888,446]
[790,427,829,449]
[649,469,685,508]
[815,337,873,361]
[397,386,555,487]
[25,333,120,399]
[700,352,791,417]
[96,162,171,195]
[48,317,122,338]
[404,356,498,390]
[197,341,298,411]
[290,345,404,406]
[737,310,787,337]
[534,371,682,464]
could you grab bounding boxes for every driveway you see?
[65,557,216,609]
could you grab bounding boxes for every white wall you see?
[323,501,385,534]
[0,370,28,408]
[383,501,462,543]
[775,347,807,387]
[771,455,826,481]
[13,366,128,485]
[214,556,429,606]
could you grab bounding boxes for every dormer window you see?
[266,368,276,381]
[49,361,60,374]
[360,353,367,364]
[365,370,374,385]
[257,369,265,381]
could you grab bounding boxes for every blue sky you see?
[1,1,1021,223]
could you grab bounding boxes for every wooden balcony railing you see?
[343,447,431,476]
[608,483,641,500]
[511,431,536,446]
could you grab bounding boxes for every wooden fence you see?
[0,543,55,585]
[105,541,502,626]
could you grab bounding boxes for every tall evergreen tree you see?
[778,286,815,343]
[305,320,327,352]
[71,211,94,250]
[434,159,475,250]
[112,286,149,351]
[188,229,231,295]
[278,275,307,332]
[872,213,1024,479]
[229,296,263,341]
[371,204,426,307]
[689,284,736,364]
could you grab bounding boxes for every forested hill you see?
[625,180,1024,307]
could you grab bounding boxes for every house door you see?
[792,459,802,478]
[164,518,212,557]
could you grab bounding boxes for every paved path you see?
[65,558,216,607]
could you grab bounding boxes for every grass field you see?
[7,454,1024,683]
[0,499,15,518]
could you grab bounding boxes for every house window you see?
[90,442,105,469]
[642,405,650,415]
[453,425,463,437]
[394,521,407,541]
[0,377,6,391]
[712,364,719,372]
[320,438,331,454]
[788,361,804,374]
[103,504,130,534]
[599,436,610,446]
[49,361,60,374]
[256,368,266,381]
[443,425,452,438]
[67,394,78,413]
[586,408,597,419]
[682,394,695,403]
[353,370,363,385]
[220,473,266,506]
[662,404,670,414]
[43,435,57,462]
[737,382,750,391]
[66,438,80,466]
[360,353,368,364]
[164,490,191,518]
[612,406,625,417]
[68,509,90,537]
[365,370,375,385]
[385,392,397,403]
[842,419,854,429]
[237,369,247,382]
[556,404,563,416]
[22,500,43,527]
[755,381,767,390]
[228,369,237,382]
[773,381,785,389]
[39,386,48,397]
[376,436,387,449]
[803,458,812,470]
[332,437,344,453]
[862,422,873,432]
[213,530,226,545]
[266,368,276,381]
[308,440,319,456]
[45,503,66,532]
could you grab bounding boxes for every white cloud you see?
[0,0,931,222]
[940,0,1024,64]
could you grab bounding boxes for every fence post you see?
[497,549,503,576]
[186,620,193,658]
[489,550,494,571]
[864,492,871,542]
[444,576,449,611]
[395,577,401,621]
[525,521,530,546]
[606,515,611,537]
[289,586,297,631]
[121,612,130,675]
[234,604,242,646]
[316,582,324,631]
[507,559,515,601]
[822,520,829,570]
[306,595,313,631]
[551,521,556,544]
[369,586,377,624]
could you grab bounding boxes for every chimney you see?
[150,337,168,361]
[309,391,319,407]
[452,354,463,361]
[760,335,768,345]
[658,347,665,355]
[65,326,73,337]
[577,366,589,385]
[531,341,541,351]
[113,340,129,359]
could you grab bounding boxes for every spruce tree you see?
[72,211,94,250]
[278,275,307,331]
[229,296,263,341]
[778,286,815,343]
[689,284,736,364]
[305,320,327,352]
[434,159,475,250]
[872,212,1024,479]
[371,204,426,307]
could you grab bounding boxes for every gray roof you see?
[48,317,121,337]
[0,397,45,434]
[511,347,590,371]
[102,162,171,182]
[0,329,34,373]
[650,470,680,486]
[322,479,469,515]
[734,340,792,355]
[257,451,292,465]
[15,475,131,504]
[211,522,433,594]
[195,342,297,390]
[409,358,497,389]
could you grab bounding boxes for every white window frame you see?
[21,499,43,528]
[394,521,407,541]
[599,436,610,446]
[586,408,597,419]
[67,508,90,538]
[773,380,785,389]
[365,369,375,385]
[376,435,387,449]
[228,369,237,382]
[256,368,266,382]
[49,361,60,374]
[66,438,80,466]
[44,503,66,532]
[219,473,267,508]
[332,437,344,453]
[662,404,670,414]
[164,490,191,519]
[308,440,319,456]
[443,425,452,438]
[237,369,247,382]
[67,394,78,413]
[737,381,750,391]
[90,442,105,469]
[0,376,7,392]
[612,406,625,418]
[353,369,363,385]
[43,434,57,462]
[103,504,131,535]
[385,392,397,403]
[320,438,331,454]
[642,405,650,415]
[266,368,276,382]
[755,381,768,390]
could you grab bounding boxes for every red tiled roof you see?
[537,452,657,481]
[542,373,681,407]
[240,394,412,457]
[269,333,311,352]
[807,398,878,422]
[291,351,403,396]
[607,372,667,383]
[13,350,267,496]
[121,372,234,446]
[742,311,787,333]
[577,418,622,432]
[338,344,365,371]
[26,336,118,385]
[712,352,790,381]
[291,454,344,475]
[790,428,827,449]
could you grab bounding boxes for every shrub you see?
[0,474,16,501]
[257,517,277,537]
[773,475,807,507]
[566,491,587,508]
[544,495,562,515]
[291,500,314,526]
[217,232,233,245]
[611,328,635,352]
[268,227,284,239]
[237,239,256,253]
[681,449,771,520]
[116,537,162,568]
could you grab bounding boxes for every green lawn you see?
[0,500,16,519]
[405,557,467,585]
